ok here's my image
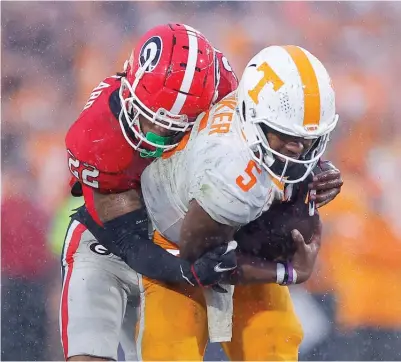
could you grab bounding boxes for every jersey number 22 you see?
[68,150,100,188]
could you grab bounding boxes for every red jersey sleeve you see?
[65,75,149,195]
[215,50,239,102]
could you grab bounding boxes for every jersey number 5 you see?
[68,150,99,188]
[236,160,262,192]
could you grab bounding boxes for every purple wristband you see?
[286,262,294,285]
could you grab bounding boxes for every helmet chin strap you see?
[139,132,172,158]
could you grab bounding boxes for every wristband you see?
[276,262,298,285]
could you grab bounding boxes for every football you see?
[234,197,320,262]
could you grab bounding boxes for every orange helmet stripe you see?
[283,45,321,127]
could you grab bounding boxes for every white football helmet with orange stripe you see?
[237,45,339,183]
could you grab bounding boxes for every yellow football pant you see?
[135,232,303,361]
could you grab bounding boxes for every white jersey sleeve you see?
[187,129,268,228]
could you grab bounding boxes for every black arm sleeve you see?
[72,206,192,284]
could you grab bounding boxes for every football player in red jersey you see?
[61,24,239,361]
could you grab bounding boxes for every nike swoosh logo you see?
[214,262,236,273]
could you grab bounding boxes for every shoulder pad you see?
[66,78,133,174]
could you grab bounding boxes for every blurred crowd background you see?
[2,1,401,360]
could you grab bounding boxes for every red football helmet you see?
[119,23,219,153]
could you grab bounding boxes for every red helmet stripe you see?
[169,25,199,114]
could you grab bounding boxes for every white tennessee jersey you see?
[141,92,292,244]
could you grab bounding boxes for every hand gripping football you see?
[235,197,320,262]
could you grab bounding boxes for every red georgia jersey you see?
[215,50,239,102]
[65,75,152,222]
[66,51,237,196]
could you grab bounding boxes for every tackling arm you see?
[92,189,194,283]
[74,189,235,288]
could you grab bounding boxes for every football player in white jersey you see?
[134,45,339,360]
[142,44,337,279]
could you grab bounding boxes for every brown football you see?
[234,198,320,261]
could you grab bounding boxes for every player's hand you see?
[181,241,238,291]
[309,161,343,208]
[291,220,322,283]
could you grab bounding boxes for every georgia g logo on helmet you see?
[139,36,163,72]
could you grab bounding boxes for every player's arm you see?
[232,221,322,284]
[181,151,323,285]
[178,200,276,284]
[179,199,235,262]
[180,199,322,285]
[93,189,142,222]
[180,200,264,285]
[65,186,233,288]
[81,181,191,284]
